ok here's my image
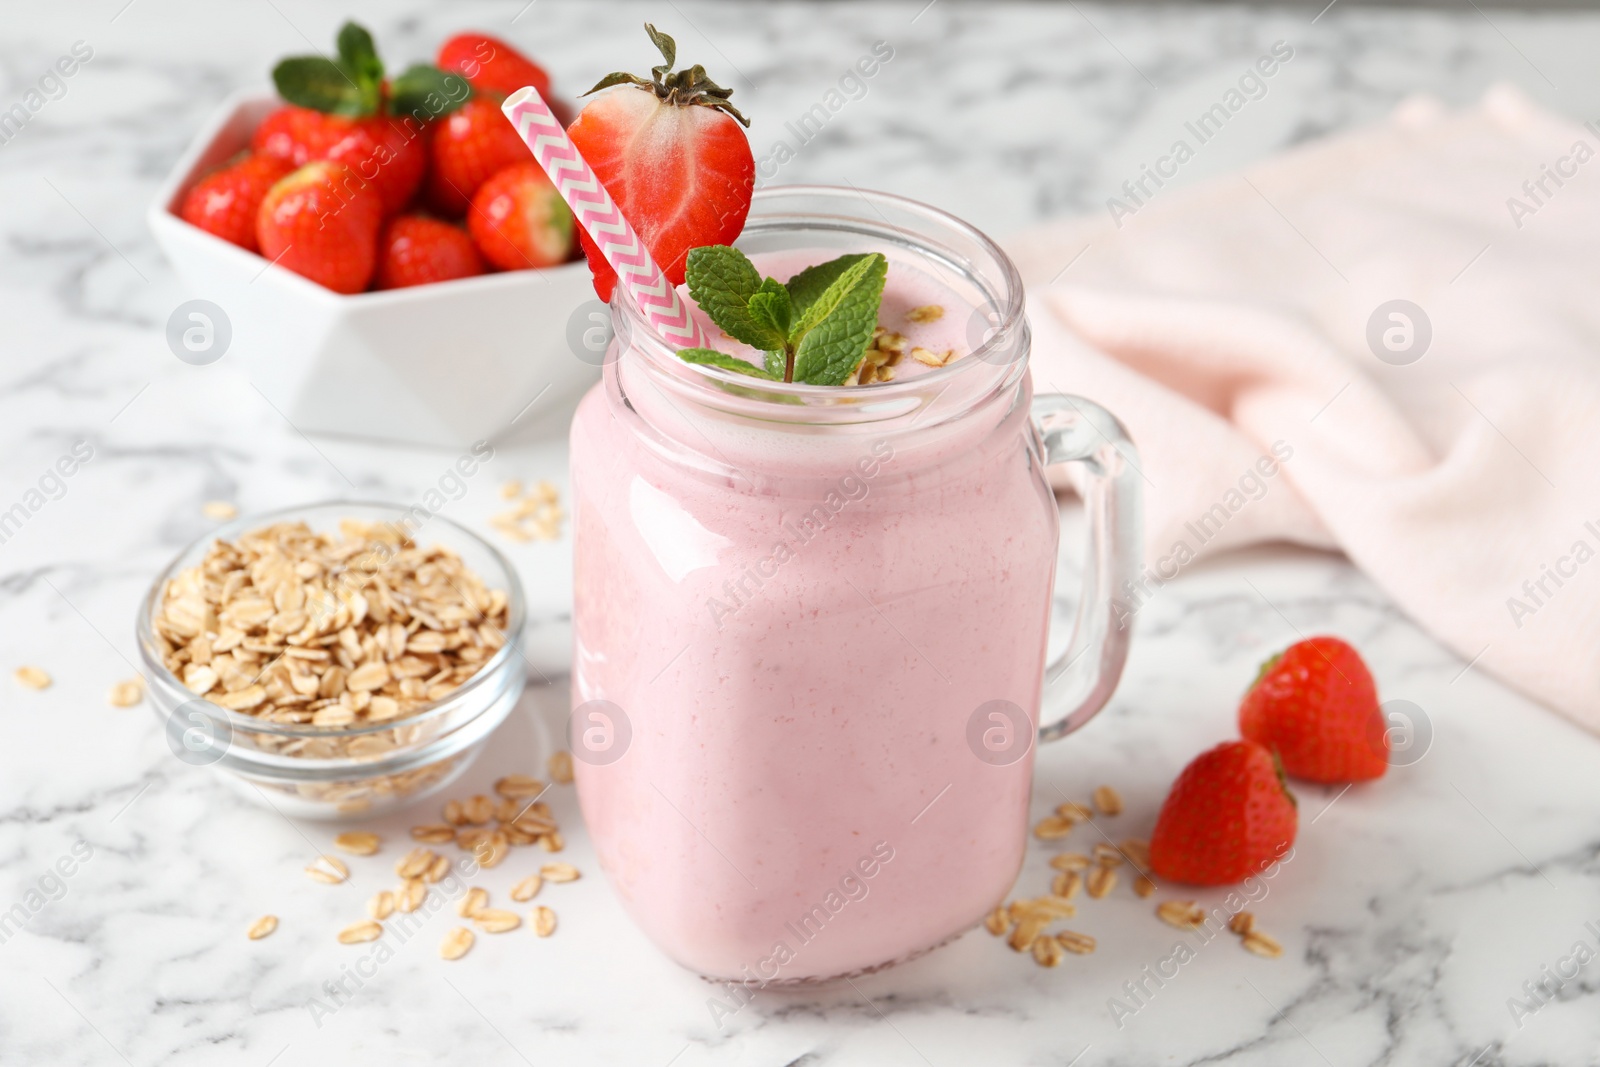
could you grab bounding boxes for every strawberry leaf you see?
[791,254,886,386]
[684,246,787,352]
[785,253,871,323]
[676,349,779,379]
[390,65,472,119]
[272,56,371,116]
[645,23,677,76]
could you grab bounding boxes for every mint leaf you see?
[762,350,786,377]
[390,64,472,119]
[684,246,787,351]
[272,57,371,116]
[746,279,792,340]
[788,253,883,352]
[785,254,871,323]
[676,349,780,379]
[336,22,384,87]
[791,253,887,386]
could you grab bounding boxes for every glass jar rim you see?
[611,184,1029,427]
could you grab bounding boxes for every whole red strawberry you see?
[375,216,485,289]
[1239,636,1387,783]
[467,162,574,271]
[259,23,463,215]
[251,106,346,167]
[428,97,533,217]
[566,24,754,302]
[257,161,383,294]
[436,32,551,100]
[1149,740,1297,886]
[179,153,292,251]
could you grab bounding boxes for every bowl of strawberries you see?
[148,23,599,447]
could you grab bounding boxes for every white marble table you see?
[4,1,1600,1064]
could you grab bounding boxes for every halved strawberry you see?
[467,162,575,271]
[437,32,551,101]
[179,152,293,251]
[566,24,754,302]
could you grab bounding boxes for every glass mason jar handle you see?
[1032,394,1143,743]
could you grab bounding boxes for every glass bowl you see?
[136,502,527,820]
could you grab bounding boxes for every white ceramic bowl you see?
[147,89,603,448]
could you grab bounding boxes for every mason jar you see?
[568,186,1141,984]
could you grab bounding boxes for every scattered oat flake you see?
[1056,801,1091,821]
[1133,874,1156,899]
[540,862,580,883]
[1120,838,1151,870]
[1052,871,1083,899]
[1057,930,1097,955]
[495,774,545,799]
[397,879,427,913]
[1157,900,1206,930]
[1032,935,1065,968]
[458,887,489,918]
[1008,915,1047,953]
[440,927,474,960]
[499,480,522,500]
[368,890,395,921]
[1229,911,1255,936]
[1033,815,1074,840]
[983,905,1010,936]
[337,919,383,944]
[905,304,945,324]
[532,906,556,937]
[247,915,278,940]
[305,855,349,884]
[1093,785,1123,816]
[1242,930,1284,958]
[1049,852,1091,872]
[108,679,144,707]
[410,824,455,844]
[1086,865,1117,899]
[396,847,434,880]
[548,751,574,784]
[333,831,380,856]
[474,908,521,933]
[510,874,543,903]
[202,501,239,521]
[14,666,50,690]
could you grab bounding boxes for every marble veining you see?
[3,1,1600,1064]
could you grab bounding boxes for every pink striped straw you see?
[500,86,712,350]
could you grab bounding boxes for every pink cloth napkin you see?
[1006,84,1600,729]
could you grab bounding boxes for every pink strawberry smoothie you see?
[569,251,1058,982]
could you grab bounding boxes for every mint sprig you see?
[271,20,468,119]
[675,246,887,386]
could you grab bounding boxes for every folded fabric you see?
[1006,83,1600,729]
